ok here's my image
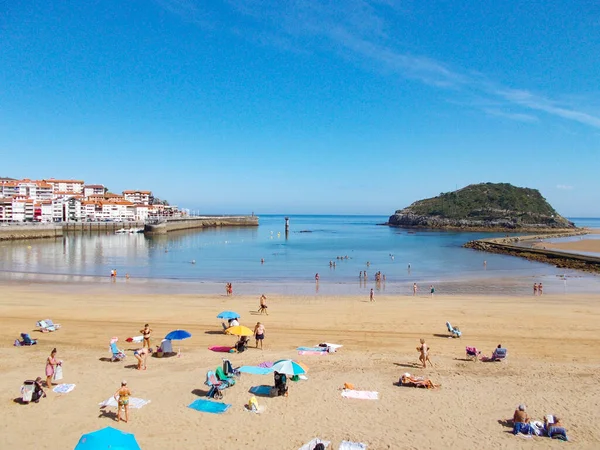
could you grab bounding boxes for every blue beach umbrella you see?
[271,359,307,376]
[164,329,192,340]
[74,426,141,450]
[217,311,240,320]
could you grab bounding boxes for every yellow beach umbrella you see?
[225,325,253,337]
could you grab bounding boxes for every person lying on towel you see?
[399,373,438,389]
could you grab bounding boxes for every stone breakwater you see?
[464,230,600,274]
[387,213,575,231]
[144,216,259,234]
[0,224,63,241]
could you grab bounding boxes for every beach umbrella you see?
[74,426,141,450]
[225,325,253,337]
[271,359,307,376]
[217,311,240,320]
[164,329,192,340]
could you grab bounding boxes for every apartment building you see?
[83,184,105,198]
[44,178,84,195]
[123,190,153,205]
[15,179,53,202]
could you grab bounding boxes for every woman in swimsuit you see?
[133,347,151,370]
[114,380,132,423]
[45,348,59,388]
[254,322,265,349]
[140,324,152,348]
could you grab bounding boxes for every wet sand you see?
[534,238,600,254]
[2,283,600,449]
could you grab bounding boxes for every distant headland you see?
[386,182,576,232]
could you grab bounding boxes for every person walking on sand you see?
[413,283,418,296]
[430,285,435,297]
[538,282,543,296]
[258,294,268,315]
[45,348,60,388]
[369,288,375,302]
[533,283,538,296]
[140,324,152,348]
[114,380,132,423]
[133,347,152,370]
[418,338,430,368]
[254,322,265,349]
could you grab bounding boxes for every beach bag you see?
[14,339,21,347]
[53,364,63,381]
[314,444,326,450]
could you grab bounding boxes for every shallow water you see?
[0,215,598,295]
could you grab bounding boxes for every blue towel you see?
[238,366,273,375]
[249,385,272,396]
[188,399,231,414]
[296,346,326,352]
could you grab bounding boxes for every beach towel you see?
[188,399,231,414]
[99,397,151,409]
[258,361,273,368]
[209,346,233,353]
[297,347,327,352]
[53,384,76,394]
[126,336,144,343]
[299,438,331,450]
[299,350,329,356]
[238,365,273,375]
[341,390,379,400]
[249,385,273,396]
[338,441,367,450]
[53,365,63,382]
[318,343,343,352]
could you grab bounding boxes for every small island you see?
[387,182,575,231]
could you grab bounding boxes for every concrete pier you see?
[0,224,63,241]
[144,215,259,235]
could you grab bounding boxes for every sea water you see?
[0,215,598,295]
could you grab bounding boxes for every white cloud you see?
[154,0,600,129]
[556,184,574,190]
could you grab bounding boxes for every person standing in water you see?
[430,285,435,297]
[413,283,418,296]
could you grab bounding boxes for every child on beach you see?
[417,338,431,368]
[369,288,374,302]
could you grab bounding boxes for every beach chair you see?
[21,380,36,403]
[491,347,507,361]
[216,366,236,387]
[20,333,37,346]
[446,321,461,338]
[110,342,126,362]
[205,370,226,400]
[37,319,61,332]
[222,359,241,378]
[465,346,480,361]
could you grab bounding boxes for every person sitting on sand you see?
[274,371,288,397]
[545,415,568,440]
[512,404,531,435]
[133,347,152,370]
[399,373,438,389]
[114,380,132,423]
[258,294,268,315]
[31,377,46,403]
[235,336,249,353]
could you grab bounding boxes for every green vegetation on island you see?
[388,182,575,230]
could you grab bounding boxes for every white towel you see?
[99,397,151,409]
[299,438,331,450]
[53,384,76,394]
[338,441,367,450]
[341,390,378,400]
[131,335,144,343]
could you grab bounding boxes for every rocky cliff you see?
[387,183,575,231]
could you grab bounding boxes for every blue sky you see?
[1,1,599,215]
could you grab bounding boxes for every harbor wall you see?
[144,216,259,235]
[0,224,64,241]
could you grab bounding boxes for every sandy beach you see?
[534,238,600,254]
[2,282,600,450]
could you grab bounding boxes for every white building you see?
[34,201,54,222]
[44,178,85,196]
[83,184,105,198]
[123,190,153,205]
[16,180,53,202]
